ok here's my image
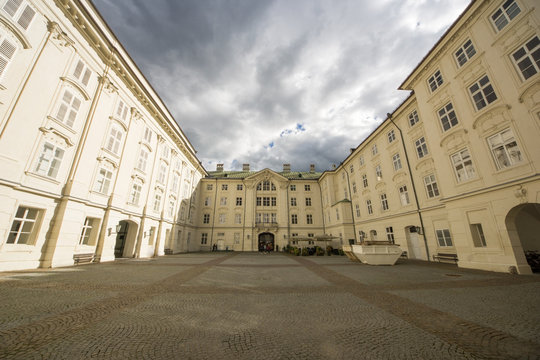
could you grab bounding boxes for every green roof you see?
[206,170,322,180]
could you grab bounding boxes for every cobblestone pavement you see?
[1,253,540,359]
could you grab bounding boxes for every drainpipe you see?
[241,179,246,251]
[209,178,218,249]
[387,113,430,261]
[343,169,358,244]
[286,181,290,249]
[317,180,326,236]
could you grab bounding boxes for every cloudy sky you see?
[92,0,470,173]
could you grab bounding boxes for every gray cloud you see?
[93,0,470,172]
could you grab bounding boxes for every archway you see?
[114,220,138,258]
[258,232,274,252]
[506,203,540,272]
[405,226,425,260]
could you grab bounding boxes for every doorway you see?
[506,203,540,272]
[258,232,274,252]
[114,221,129,258]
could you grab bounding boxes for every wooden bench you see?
[432,252,458,263]
[73,253,95,265]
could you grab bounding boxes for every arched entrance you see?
[258,232,274,252]
[114,220,138,258]
[405,226,425,260]
[506,203,540,272]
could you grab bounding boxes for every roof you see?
[206,170,322,180]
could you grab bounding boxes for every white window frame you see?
[136,148,148,172]
[470,223,487,247]
[72,59,92,87]
[355,204,360,218]
[201,233,208,245]
[157,163,167,184]
[362,174,368,188]
[386,226,394,243]
[469,75,497,111]
[415,137,429,158]
[306,214,313,224]
[0,33,17,79]
[105,125,123,155]
[428,69,443,92]
[55,89,82,128]
[490,0,521,32]
[380,193,389,211]
[304,184,310,191]
[290,197,297,207]
[375,165,382,180]
[436,229,453,247]
[128,182,142,205]
[438,103,459,132]
[511,35,540,81]
[291,214,298,224]
[371,144,378,156]
[451,148,476,182]
[153,191,162,212]
[424,174,440,198]
[399,185,410,206]
[387,129,396,143]
[93,167,112,194]
[235,214,242,224]
[2,0,36,31]
[455,39,476,67]
[34,141,64,179]
[392,153,402,171]
[408,110,419,127]
[366,200,373,215]
[79,217,96,245]
[203,214,210,224]
[143,126,152,143]
[305,197,311,206]
[487,128,523,169]
[115,100,129,122]
[7,206,40,244]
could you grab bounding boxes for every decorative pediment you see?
[39,127,74,147]
[415,157,434,173]
[361,188,371,196]
[493,9,537,53]
[47,21,74,48]
[518,79,540,108]
[472,104,512,135]
[456,54,486,85]
[60,77,91,101]
[108,116,128,131]
[392,171,408,183]
[131,173,145,183]
[131,107,143,122]
[374,181,386,191]
[96,156,118,169]
[440,128,469,152]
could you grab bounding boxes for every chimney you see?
[242,163,250,171]
[216,164,224,172]
[283,164,291,172]
[309,164,315,173]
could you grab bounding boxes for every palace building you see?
[0,0,539,274]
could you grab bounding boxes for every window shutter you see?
[81,68,91,86]
[3,0,22,17]
[17,5,35,30]
[73,60,84,79]
[0,38,16,76]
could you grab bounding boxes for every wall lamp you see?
[414,226,424,235]
[108,224,123,236]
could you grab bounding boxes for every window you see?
[408,110,420,127]
[438,103,459,132]
[73,60,92,86]
[153,192,162,212]
[512,35,540,81]
[290,184,296,191]
[451,148,476,182]
[471,224,487,247]
[306,214,313,224]
[171,173,179,192]
[355,204,360,217]
[115,100,129,122]
[336,209,340,221]
[143,126,152,143]
[105,125,123,155]
[256,197,261,206]
[386,227,394,243]
[129,183,142,205]
[2,0,36,30]
[488,128,522,169]
[415,137,429,158]
[399,185,410,206]
[371,144,378,156]
[392,153,402,171]
[35,142,64,178]
[203,214,210,224]
[366,200,373,215]
[380,193,389,211]
[362,174,368,188]
[491,0,521,32]
[235,214,242,224]
[469,75,497,111]
[235,197,242,206]
[237,184,243,191]
[0,35,16,78]
[352,182,357,193]
[79,217,95,245]
[136,148,148,172]
[207,184,213,191]
[93,168,112,194]
[56,90,82,127]
[157,163,167,184]
[262,197,270,206]
[7,206,39,244]
[305,197,312,206]
[375,165,382,180]
[424,174,440,198]
[291,214,298,224]
[201,233,208,245]
[290,197,297,206]
[304,184,311,191]
[204,197,210,206]
[222,184,228,191]
[161,145,170,160]
[455,39,476,67]
[219,214,226,223]
[343,188,348,199]
[168,199,175,217]
[234,233,240,244]
[220,197,227,206]
[387,130,396,143]
[350,165,354,173]
[359,156,365,166]
[428,69,443,92]
[258,180,275,191]
[436,229,453,247]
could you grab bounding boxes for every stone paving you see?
[0,253,539,359]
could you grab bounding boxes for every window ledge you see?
[24,171,60,185]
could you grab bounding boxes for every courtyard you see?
[0,252,539,359]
